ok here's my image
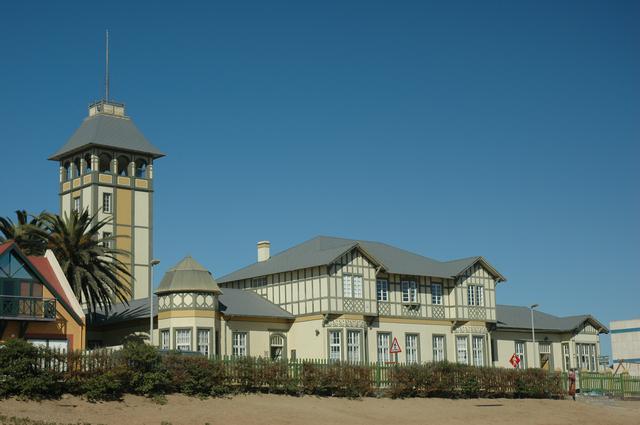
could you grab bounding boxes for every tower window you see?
[64,161,72,181]
[99,154,112,173]
[73,197,81,213]
[84,153,92,173]
[135,159,148,178]
[117,155,130,176]
[102,193,112,213]
[73,158,82,177]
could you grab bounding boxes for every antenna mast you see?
[105,30,110,101]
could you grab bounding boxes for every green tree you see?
[0,210,49,255]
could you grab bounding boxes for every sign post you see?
[390,336,402,363]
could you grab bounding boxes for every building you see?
[610,319,640,376]
[493,305,607,372]
[0,241,86,350]
[49,98,164,301]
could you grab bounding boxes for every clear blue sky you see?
[1,1,638,357]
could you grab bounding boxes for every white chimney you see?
[257,241,270,262]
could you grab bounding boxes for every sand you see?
[0,394,638,425]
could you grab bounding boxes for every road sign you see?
[598,355,609,366]
[390,337,402,354]
[509,353,521,368]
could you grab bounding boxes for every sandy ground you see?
[0,394,638,425]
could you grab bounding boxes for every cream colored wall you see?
[220,318,291,357]
[134,192,149,226]
[158,316,217,351]
[287,317,325,359]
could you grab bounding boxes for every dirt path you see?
[0,394,638,425]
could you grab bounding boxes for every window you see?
[102,232,112,249]
[431,283,443,305]
[467,285,484,306]
[197,329,210,357]
[160,330,170,350]
[343,275,363,298]
[539,342,551,370]
[117,155,130,176]
[433,335,445,362]
[84,154,92,174]
[405,334,419,364]
[562,343,571,371]
[252,277,267,288]
[515,341,526,369]
[73,197,81,213]
[376,279,388,302]
[401,280,417,303]
[329,330,341,361]
[98,153,112,173]
[270,334,285,360]
[377,333,391,363]
[347,330,361,363]
[576,343,597,371]
[456,336,469,365]
[472,336,485,366]
[63,161,72,181]
[175,329,191,351]
[103,193,112,213]
[135,159,148,178]
[232,332,247,357]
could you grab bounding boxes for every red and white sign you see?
[390,337,402,354]
[509,353,521,368]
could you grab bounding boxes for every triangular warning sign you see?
[390,336,402,354]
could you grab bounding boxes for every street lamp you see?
[530,304,539,368]
[150,259,161,345]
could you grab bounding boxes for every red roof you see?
[27,255,74,310]
[0,240,14,256]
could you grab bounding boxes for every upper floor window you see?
[401,280,417,303]
[343,275,363,298]
[376,279,388,302]
[64,161,72,181]
[73,197,81,213]
[467,285,484,306]
[102,193,112,213]
[84,153,92,174]
[135,159,148,178]
[98,153,112,173]
[252,277,267,288]
[431,283,443,305]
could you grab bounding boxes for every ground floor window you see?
[433,335,445,361]
[270,334,285,360]
[197,329,210,357]
[377,333,391,363]
[329,330,342,361]
[472,336,484,366]
[175,329,191,351]
[456,336,468,365]
[405,334,419,364]
[28,339,68,352]
[160,329,170,350]
[576,343,597,371]
[232,332,247,357]
[562,343,570,371]
[539,342,551,370]
[515,341,526,369]
[347,330,361,363]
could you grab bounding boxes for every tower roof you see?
[156,256,222,295]
[49,100,165,161]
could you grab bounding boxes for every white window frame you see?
[160,329,170,350]
[401,280,417,303]
[377,332,391,363]
[376,279,388,302]
[270,334,285,361]
[175,329,192,351]
[472,336,485,366]
[346,330,361,363]
[329,330,342,361]
[197,329,210,357]
[342,275,352,298]
[102,192,112,213]
[433,335,445,362]
[562,343,570,371]
[352,275,363,298]
[73,197,81,213]
[515,341,526,369]
[343,274,363,298]
[456,336,469,365]
[405,334,419,364]
[232,331,247,357]
[431,283,443,305]
[467,285,484,306]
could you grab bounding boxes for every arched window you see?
[73,158,82,177]
[270,334,286,361]
[84,153,92,174]
[117,155,130,176]
[63,161,72,181]
[135,159,148,178]
[98,154,112,173]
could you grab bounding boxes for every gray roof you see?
[496,304,608,334]
[218,236,505,283]
[88,296,157,326]
[218,288,293,319]
[49,113,165,160]
[156,256,222,295]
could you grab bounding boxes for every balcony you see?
[0,296,57,321]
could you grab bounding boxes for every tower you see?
[48,33,164,301]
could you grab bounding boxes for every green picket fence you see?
[579,372,640,397]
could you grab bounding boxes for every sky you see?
[0,1,638,358]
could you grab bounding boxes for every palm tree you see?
[0,210,49,255]
[42,210,132,315]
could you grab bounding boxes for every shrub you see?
[121,340,171,396]
[300,362,372,398]
[163,354,231,397]
[82,367,129,402]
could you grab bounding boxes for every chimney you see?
[257,241,270,262]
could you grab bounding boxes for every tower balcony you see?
[0,295,57,321]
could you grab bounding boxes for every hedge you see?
[0,338,565,401]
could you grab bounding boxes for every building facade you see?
[610,319,640,376]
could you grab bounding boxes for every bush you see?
[82,367,129,401]
[121,340,171,396]
[301,362,372,398]
[0,338,64,400]
[164,355,231,397]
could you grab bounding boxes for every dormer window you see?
[401,280,417,303]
